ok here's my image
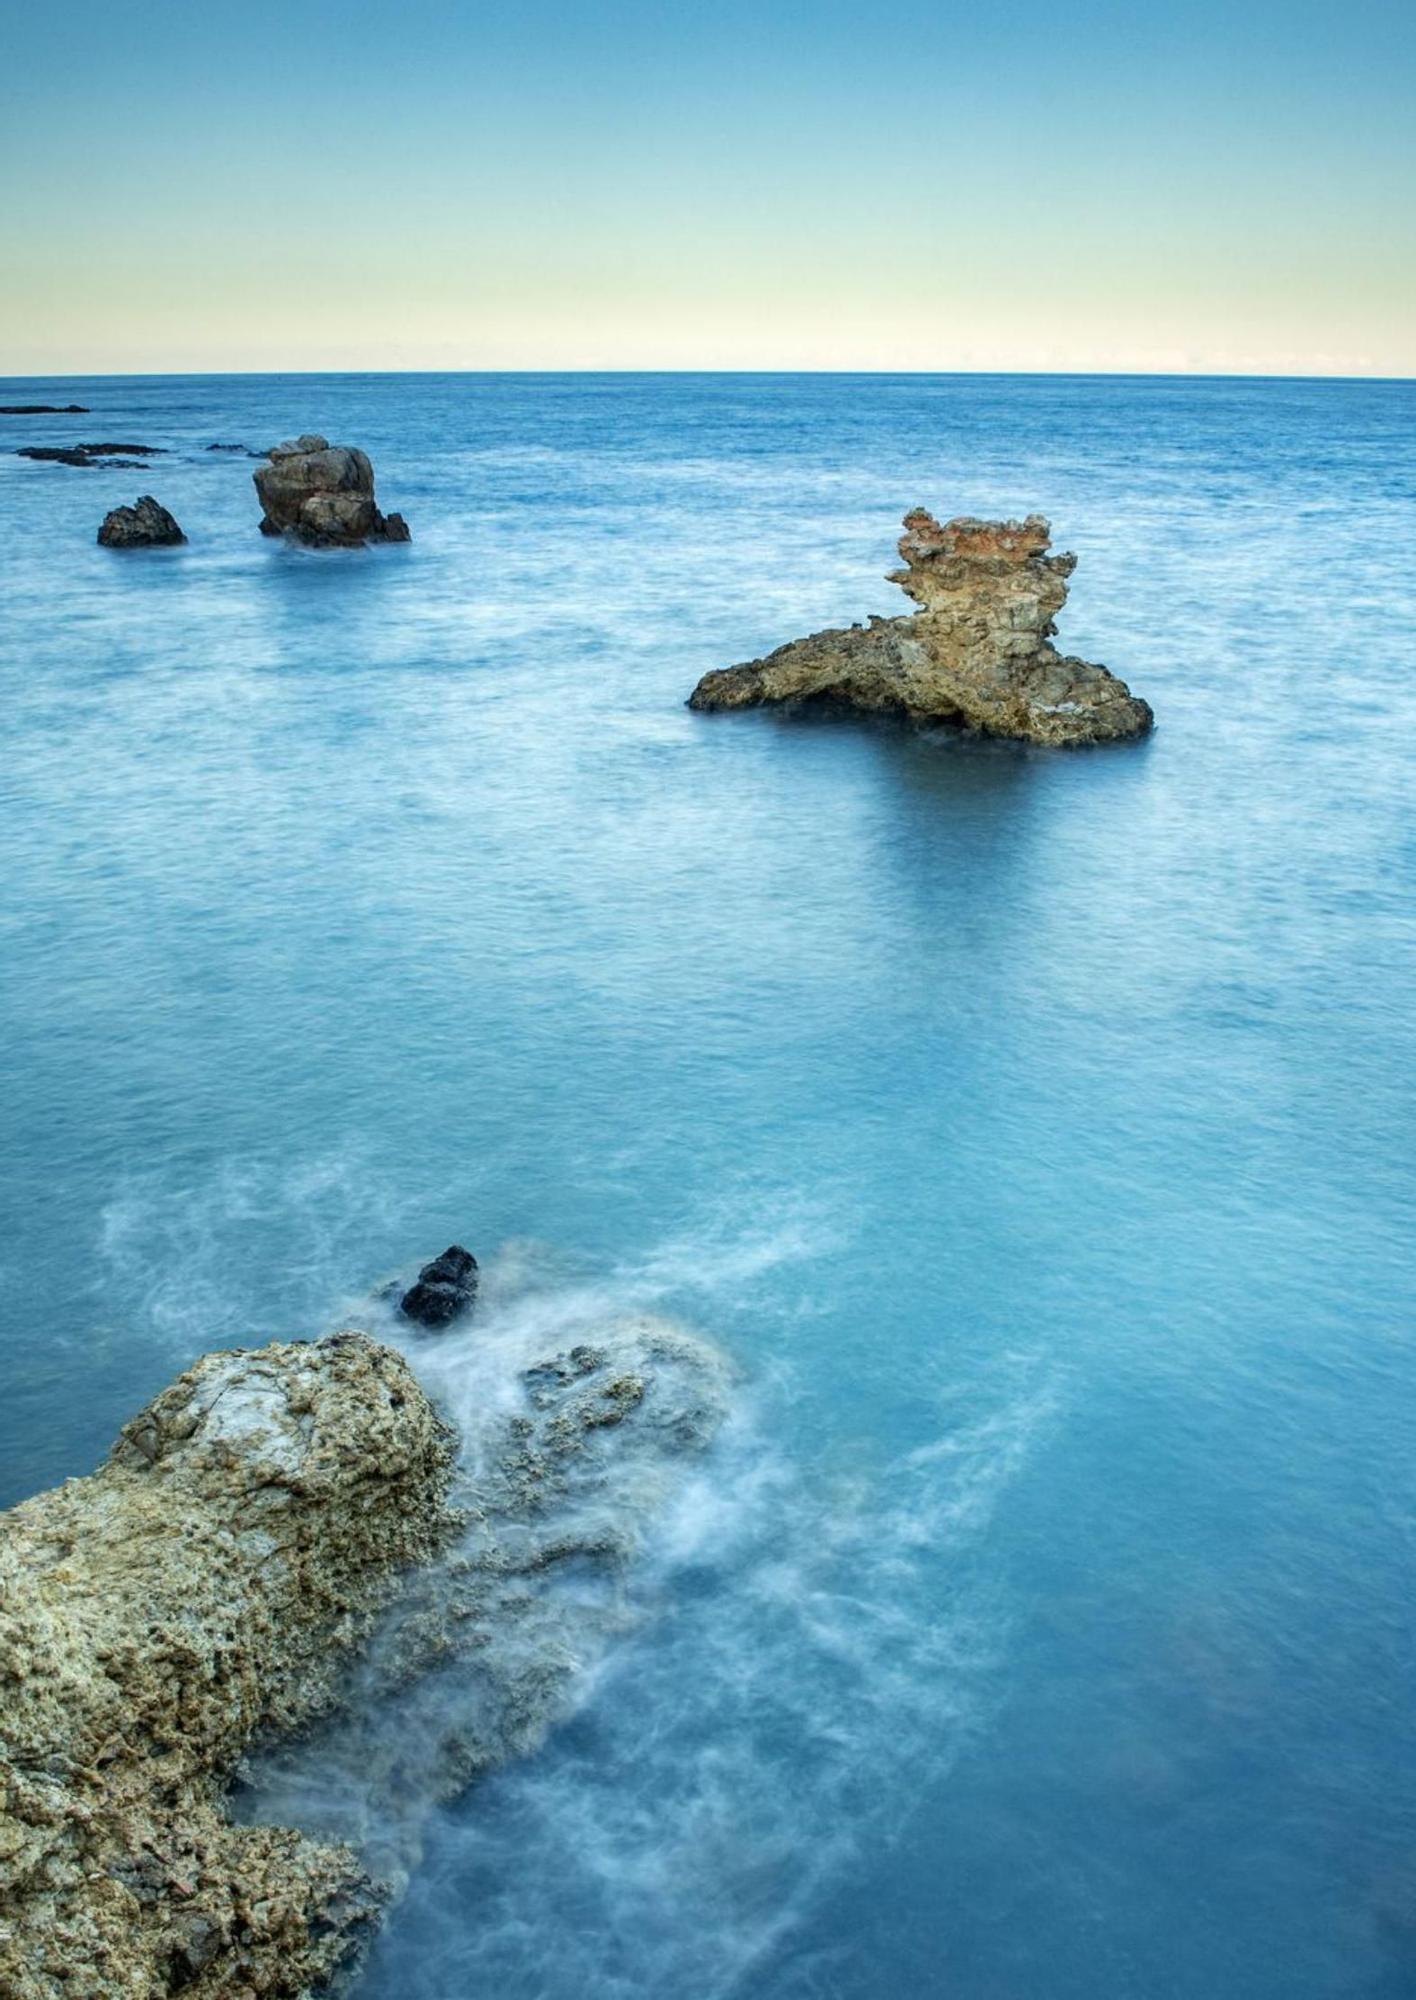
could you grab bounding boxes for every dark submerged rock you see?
[399,1245,479,1328]
[253,434,412,547]
[97,496,187,548]
[18,440,166,468]
[0,402,89,415]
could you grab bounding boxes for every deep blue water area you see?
[1,373,1414,1997]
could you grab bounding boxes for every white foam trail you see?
[90,1168,1059,1997]
[351,1342,1062,2000]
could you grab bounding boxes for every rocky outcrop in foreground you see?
[689,510,1152,747]
[254,436,411,548]
[97,496,186,548]
[238,1311,730,1894]
[0,1334,457,2000]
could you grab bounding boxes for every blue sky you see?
[2,0,1413,372]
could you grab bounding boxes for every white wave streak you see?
[350,1349,1061,2000]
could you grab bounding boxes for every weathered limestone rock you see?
[689,509,1152,747]
[97,495,186,548]
[399,1245,479,1329]
[253,436,411,548]
[237,1312,730,1890]
[0,1333,457,2000]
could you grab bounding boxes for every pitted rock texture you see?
[253,435,411,548]
[0,1333,457,2000]
[688,509,1152,747]
[97,495,186,548]
[237,1313,730,1892]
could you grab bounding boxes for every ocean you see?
[1,371,1413,1997]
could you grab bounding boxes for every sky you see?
[2,0,1413,376]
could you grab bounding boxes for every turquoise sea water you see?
[1,373,1414,1997]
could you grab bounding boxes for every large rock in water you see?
[253,435,411,547]
[97,495,186,548]
[0,1334,457,2000]
[689,509,1152,747]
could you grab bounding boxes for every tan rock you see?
[688,508,1152,746]
[0,1334,457,1999]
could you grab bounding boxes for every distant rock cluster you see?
[12,424,413,553]
[254,434,411,547]
[689,509,1152,747]
[19,441,165,470]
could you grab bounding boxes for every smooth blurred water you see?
[1,373,1414,1998]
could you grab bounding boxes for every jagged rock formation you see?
[689,509,1152,747]
[0,1334,458,2000]
[237,1312,730,1891]
[97,496,186,549]
[253,436,411,548]
[399,1245,478,1329]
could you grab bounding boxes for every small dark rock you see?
[0,402,89,415]
[382,512,412,543]
[399,1245,478,1329]
[205,443,265,456]
[98,497,186,549]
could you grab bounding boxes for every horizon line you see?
[1,366,1413,387]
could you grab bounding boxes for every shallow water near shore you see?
[1,372,1414,1997]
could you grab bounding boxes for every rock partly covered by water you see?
[239,1311,730,1891]
[0,1333,458,2000]
[399,1245,479,1329]
[253,436,411,548]
[17,441,165,469]
[689,509,1152,747]
[97,495,186,548]
[0,403,89,416]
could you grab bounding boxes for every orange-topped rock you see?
[689,508,1152,747]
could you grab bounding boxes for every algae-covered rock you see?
[688,509,1152,747]
[0,1333,457,1999]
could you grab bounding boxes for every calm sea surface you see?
[1,373,1414,1998]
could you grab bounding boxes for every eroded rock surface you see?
[97,495,186,548]
[689,509,1152,747]
[253,436,411,548]
[237,1312,729,1892]
[0,1333,457,2000]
